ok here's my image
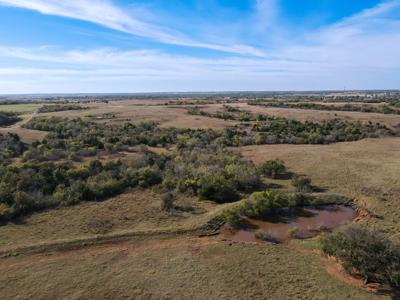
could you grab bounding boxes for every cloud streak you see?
[0,0,264,56]
[0,0,399,93]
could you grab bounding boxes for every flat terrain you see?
[38,101,236,129]
[0,189,220,249]
[0,103,41,113]
[239,137,400,240]
[231,103,400,128]
[1,100,400,299]
[0,236,384,300]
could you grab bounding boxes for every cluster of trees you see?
[247,95,400,104]
[38,104,87,113]
[321,226,400,288]
[259,159,286,178]
[221,189,335,228]
[161,149,261,203]
[252,118,393,144]
[0,133,25,163]
[22,115,396,164]
[0,151,166,221]
[187,106,395,145]
[0,112,21,127]
[23,117,203,161]
[0,112,359,224]
[248,101,400,115]
[187,106,268,122]
[0,147,267,220]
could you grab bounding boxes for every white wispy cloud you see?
[0,0,399,93]
[0,0,264,56]
[254,0,280,31]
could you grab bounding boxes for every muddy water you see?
[220,205,356,243]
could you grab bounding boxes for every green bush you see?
[292,175,312,192]
[0,112,21,127]
[221,206,242,227]
[259,159,286,178]
[137,166,162,188]
[197,174,240,203]
[0,203,12,221]
[321,226,400,287]
[161,192,176,211]
[221,190,291,227]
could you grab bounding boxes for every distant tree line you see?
[247,101,400,115]
[186,106,395,145]
[38,104,87,113]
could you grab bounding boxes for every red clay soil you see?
[324,256,382,293]
[0,236,219,270]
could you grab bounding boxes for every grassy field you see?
[0,103,41,113]
[239,137,400,240]
[0,236,387,300]
[0,189,221,249]
[0,127,47,143]
[230,103,400,128]
[1,100,400,299]
[37,101,236,129]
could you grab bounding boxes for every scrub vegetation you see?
[321,226,400,288]
[248,101,400,115]
[38,104,87,113]
[0,112,21,127]
[0,94,400,300]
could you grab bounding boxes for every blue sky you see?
[0,0,399,93]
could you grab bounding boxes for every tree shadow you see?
[274,171,295,180]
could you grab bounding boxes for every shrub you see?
[137,166,162,188]
[292,175,312,192]
[321,226,400,287]
[225,162,261,190]
[221,206,242,227]
[0,112,21,127]
[288,226,299,237]
[197,174,240,203]
[221,190,291,227]
[13,191,35,215]
[161,192,176,211]
[0,202,12,221]
[247,190,289,217]
[259,159,286,178]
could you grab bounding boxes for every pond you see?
[220,205,356,243]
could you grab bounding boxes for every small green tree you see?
[291,175,312,192]
[161,192,176,211]
[197,174,239,203]
[0,203,12,221]
[321,226,400,287]
[259,159,286,178]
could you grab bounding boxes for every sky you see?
[0,0,399,93]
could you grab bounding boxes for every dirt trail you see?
[10,106,40,129]
[0,235,219,270]
[0,223,215,258]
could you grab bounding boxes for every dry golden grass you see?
[0,189,222,250]
[239,137,400,239]
[231,103,400,128]
[1,101,399,299]
[0,236,386,300]
[0,103,41,113]
[38,101,235,129]
[0,127,47,143]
